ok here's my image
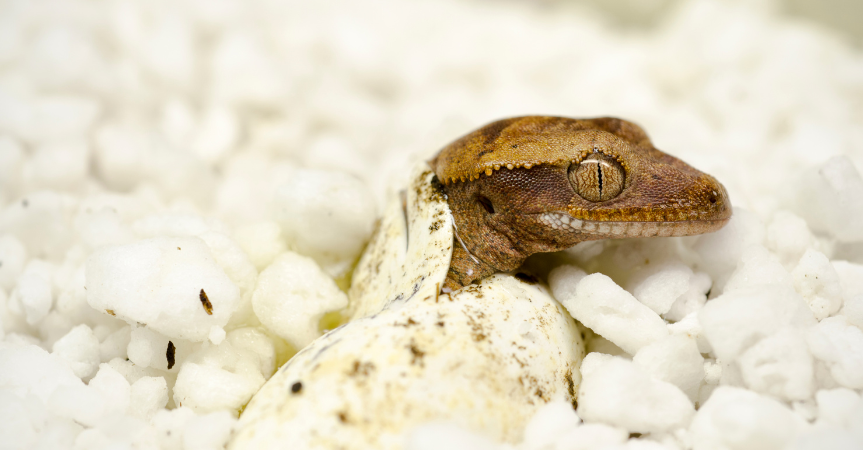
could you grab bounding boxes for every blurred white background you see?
[0,0,861,220]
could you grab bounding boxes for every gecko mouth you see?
[538,213,729,238]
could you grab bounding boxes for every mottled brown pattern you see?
[429,116,732,290]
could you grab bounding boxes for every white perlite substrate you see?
[1,0,863,449]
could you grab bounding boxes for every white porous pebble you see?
[554,423,629,450]
[690,386,802,450]
[668,312,711,354]
[129,376,169,421]
[128,326,175,371]
[0,191,76,260]
[815,388,860,428]
[692,209,765,286]
[88,363,132,418]
[86,237,240,342]
[74,204,136,250]
[226,327,276,377]
[106,358,161,387]
[792,399,818,422]
[47,383,106,427]
[699,285,815,362]
[0,342,82,402]
[72,415,156,450]
[737,327,814,401]
[197,230,258,328]
[791,156,863,242]
[96,124,216,206]
[197,232,257,297]
[92,124,150,192]
[52,323,100,379]
[131,213,229,240]
[233,221,287,271]
[174,360,260,413]
[0,234,27,291]
[189,105,240,165]
[765,211,815,267]
[722,245,792,293]
[21,96,100,144]
[807,316,863,389]
[521,400,581,450]
[160,99,196,149]
[152,407,197,450]
[577,353,694,433]
[15,266,53,325]
[251,251,348,349]
[833,261,863,299]
[550,267,668,355]
[272,168,376,277]
[792,250,843,320]
[665,271,711,323]
[27,140,90,192]
[0,391,43,448]
[832,261,863,328]
[585,333,628,357]
[126,326,199,374]
[830,260,863,298]
[787,429,862,450]
[633,334,705,402]
[173,332,271,413]
[607,441,673,450]
[0,138,24,205]
[213,155,296,225]
[99,325,131,363]
[210,31,287,107]
[844,295,863,331]
[182,410,238,450]
[628,261,694,315]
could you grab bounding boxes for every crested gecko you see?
[429,116,732,291]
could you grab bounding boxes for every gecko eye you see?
[569,153,625,202]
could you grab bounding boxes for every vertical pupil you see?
[568,153,626,202]
[596,164,603,195]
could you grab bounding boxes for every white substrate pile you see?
[1,0,863,449]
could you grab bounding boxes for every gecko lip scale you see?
[538,212,730,238]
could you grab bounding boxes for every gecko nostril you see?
[709,196,717,204]
[476,195,495,214]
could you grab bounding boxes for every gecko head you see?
[429,116,731,270]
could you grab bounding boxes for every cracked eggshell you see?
[347,167,454,320]
[232,275,583,449]
[230,165,584,450]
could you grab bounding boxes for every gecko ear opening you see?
[568,153,625,202]
[476,194,495,214]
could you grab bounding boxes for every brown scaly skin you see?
[429,116,732,291]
